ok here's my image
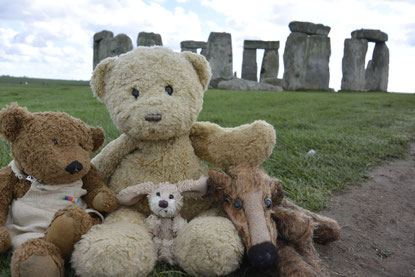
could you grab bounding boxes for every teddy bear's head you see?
[90,46,211,141]
[0,103,104,185]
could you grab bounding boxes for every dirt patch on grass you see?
[316,143,415,277]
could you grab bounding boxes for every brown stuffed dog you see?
[209,164,340,276]
[0,103,118,277]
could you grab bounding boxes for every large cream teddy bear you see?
[72,47,276,277]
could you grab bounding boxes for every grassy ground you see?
[0,78,414,276]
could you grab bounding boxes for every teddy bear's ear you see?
[179,176,209,198]
[91,57,117,100]
[90,127,105,153]
[117,182,154,206]
[182,52,212,91]
[0,103,33,142]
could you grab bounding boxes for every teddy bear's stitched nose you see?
[159,200,168,208]
[145,114,162,122]
[66,161,83,174]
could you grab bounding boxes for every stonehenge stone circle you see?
[137,32,163,46]
[283,21,331,91]
[93,30,133,69]
[180,40,207,55]
[217,77,283,91]
[341,29,389,91]
[241,40,279,83]
[205,32,233,82]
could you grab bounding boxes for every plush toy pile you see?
[0,104,118,277]
[71,46,277,277]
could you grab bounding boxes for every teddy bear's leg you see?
[11,238,64,277]
[276,243,317,277]
[174,215,244,276]
[44,205,92,261]
[71,208,157,277]
[282,200,340,244]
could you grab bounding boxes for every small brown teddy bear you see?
[0,103,118,277]
[117,176,208,265]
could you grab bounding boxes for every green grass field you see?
[0,77,414,276]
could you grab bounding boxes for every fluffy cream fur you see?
[72,47,276,277]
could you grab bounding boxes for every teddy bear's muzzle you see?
[145,114,162,122]
[65,161,83,174]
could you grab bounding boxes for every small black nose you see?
[159,200,168,208]
[145,114,162,122]
[66,161,83,174]
[247,242,278,269]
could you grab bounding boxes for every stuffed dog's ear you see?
[0,103,33,143]
[270,178,284,206]
[179,176,209,198]
[117,182,154,206]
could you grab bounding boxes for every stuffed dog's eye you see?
[264,198,272,208]
[156,192,160,197]
[233,199,242,209]
[52,139,58,145]
[132,88,140,99]
[165,86,173,96]
[169,194,174,199]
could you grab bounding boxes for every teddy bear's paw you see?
[11,239,64,277]
[0,226,12,253]
[174,216,244,276]
[92,190,118,212]
[72,221,157,277]
[45,205,92,261]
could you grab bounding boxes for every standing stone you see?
[260,49,279,83]
[351,29,388,43]
[93,31,133,69]
[303,35,331,90]
[341,38,368,91]
[242,48,257,81]
[365,42,389,91]
[137,32,163,47]
[283,22,331,91]
[205,32,233,82]
[283,32,308,90]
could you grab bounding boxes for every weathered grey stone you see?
[241,48,257,82]
[217,77,283,91]
[137,32,163,46]
[341,38,368,91]
[351,29,388,43]
[260,49,279,83]
[283,32,331,91]
[365,42,389,91]
[289,21,331,36]
[205,32,233,82]
[302,35,331,90]
[261,77,283,87]
[93,31,133,69]
[244,40,279,50]
[180,41,207,55]
[283,32,308,90]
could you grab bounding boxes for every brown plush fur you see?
[209,164,340,276]
[0,103,118,276]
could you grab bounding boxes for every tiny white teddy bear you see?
[117,176,209,265]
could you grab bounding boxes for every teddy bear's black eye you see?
[132,88,139,99]
[169,194,174,199]
[52,139,58,145]
[165,86,173,96]
[156,192,160,197]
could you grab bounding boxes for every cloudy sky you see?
[0,0,414,92]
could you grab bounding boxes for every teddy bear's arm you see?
[81,164,117,212]
[92,134,137,184]
[172,215,187,235]
[0,166,15,253]
[190,121,276,168]
[145,214,161,236]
